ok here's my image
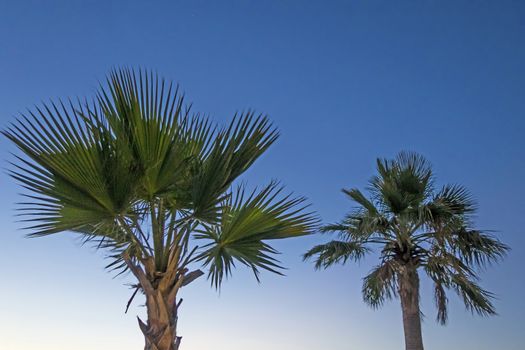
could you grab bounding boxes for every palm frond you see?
[418,185,477,228]
[452,229,509,268]
[303,240,370,269]
[195,182,317,288]
[190,113,279,222]
[320,212,390,242]
[369,151,434,214]
[434,281,448,325]
[342,188,379,214]
[3,100,141,238]
[435,184,477,215]
[95,68,213,200]
[362,260,399,308]
[451,273,497,317]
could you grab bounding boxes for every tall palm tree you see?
[3,68,317,350]
[304,152,508,350]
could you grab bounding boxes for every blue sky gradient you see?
[0,1,524,349]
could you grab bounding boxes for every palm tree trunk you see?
[398,265,424,350]
[124,255,205,350]
[124,256,183,350]
[139,289,182,350]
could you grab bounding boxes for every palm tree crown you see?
[3,68,317,350]
[305,152,508,326]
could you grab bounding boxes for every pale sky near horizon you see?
[0,1,524,349]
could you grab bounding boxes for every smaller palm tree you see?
[304,152,508,350]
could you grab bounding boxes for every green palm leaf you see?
[196,182,317,288]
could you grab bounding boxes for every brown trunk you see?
[398,265,424,350]
[124,257,181,350]
[140,288,181,350]
[123,252,204,350]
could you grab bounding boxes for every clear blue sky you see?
[0,1,524,349]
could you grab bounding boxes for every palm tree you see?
[3,68,317,350]
[304,152,508,350]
